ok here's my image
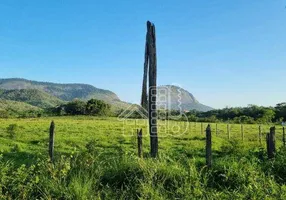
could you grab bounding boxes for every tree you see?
[65,100,86,115]
[275,103,286,121]
[86,99,111,116]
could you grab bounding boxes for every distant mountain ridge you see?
[0,78,120,101]
[0,78,130,109]
[157,85,213,112]
[0,78,213,112]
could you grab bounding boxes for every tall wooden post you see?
[201,123,203,134]
[266,127,276,159]
[206,124,212,168]
[141,21,158,158]
[137,129,143,158]
[283,127,285,147]
[49,121,55,162]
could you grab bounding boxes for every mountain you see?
[0,78,130,109]
[0,89,64,108]
[157,85,213,112]
[0,79,212,112]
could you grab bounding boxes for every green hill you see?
[0,99,42,117]
[0,78,130,109]
[0,89,64,108]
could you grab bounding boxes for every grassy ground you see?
[0,117,285,199]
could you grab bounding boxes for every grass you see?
[0,116,285,199]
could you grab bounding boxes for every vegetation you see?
[0,100,42,118]
[0,89,64,108]
[0,117,285,199]
[184,104,285,124]
[53,99,112,116]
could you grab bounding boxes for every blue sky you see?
[0,0,285,109]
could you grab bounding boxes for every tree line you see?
[1,98,286,124]
[183,103,286,124]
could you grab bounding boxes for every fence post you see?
[241,124,244,141]
[137,129,143,158]
[283,127,285,147]
[227,124,230,140]
[201,123,203,135]
[206,124,212,168]
[49,121,55,163]
[195,122,197,134]
[259,125,262,145]
[266,127,276,159]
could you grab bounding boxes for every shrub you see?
[6,124,18,139]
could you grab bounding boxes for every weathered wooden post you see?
[241,124,244,141]
[206,124,212,168]
[283,127,285,147]
[137,129,143,158]
[141,21,158,158]
[266,127,276,159]
[201,123,203,134]
[227,124,230,140]
[49,121,55,162]
[259,125,262,145]
[195,122,197,134]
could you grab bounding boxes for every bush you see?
[6,124,18,139]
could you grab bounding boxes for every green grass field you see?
[0,117,285,199]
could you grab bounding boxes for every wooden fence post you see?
[283,127,285,147]
[266,127,276,159]
[206,124,212,168]
[241,124,244,141]
[49,121,55,163]
[195,122,197,134]
[201,123,203,135]
[137,129,143,158]
[259,125,262,145]
[227,124,230,140]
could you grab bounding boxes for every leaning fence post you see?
[283,127,285,147]
[266,127,276,159]
[49,121,55,162]
[206,124,212,168]
[137,129,143,158]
